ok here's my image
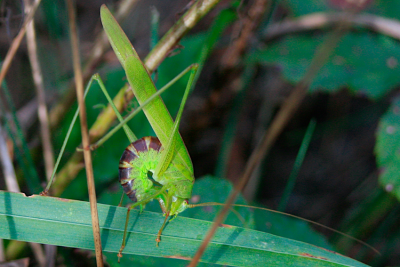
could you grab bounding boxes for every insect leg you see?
[90,74,136,143]
[156,210,170,246]
[43,74,101,194]
[155,187,177,246]
[154,64,198,177]
[118,192,125,207]
[118,184,170,262]
[92,64,199,150]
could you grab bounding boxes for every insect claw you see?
[39,189,48,196]
[117,247,124,262]
[90,144,98,150]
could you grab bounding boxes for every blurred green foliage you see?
[248,32,400,99]
[375,97,400,200]
[1,0,400,266]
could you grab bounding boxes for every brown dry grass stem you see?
[24,0,54,184]
[66,0,103,266]
[24,0,57,264]
[188,17,350,267]
[52,0,222,197]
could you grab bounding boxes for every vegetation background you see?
[0,0,399,266]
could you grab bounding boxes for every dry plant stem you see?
[66,0,104,266]
[188,21,349,267]
[0,125,46,266]
[24,0,55,183]
[0,0,42,88]
[264,12,400,41]
[221,0,269,69]
[24,0,57,263]
[49,0,140,129]
[0,240,3,262]
[52,0,221,196]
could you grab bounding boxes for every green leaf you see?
[100,175,335,254]
[248,32,400,99]
[183,176,254,227]
[0,190,368,266]
[254,208,333,250]
[375,96,400,200]
[99,176,253,228]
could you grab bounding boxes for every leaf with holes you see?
[375,96,400,200]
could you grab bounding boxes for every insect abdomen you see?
[119,136,162,202]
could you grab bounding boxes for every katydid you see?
[100,5,198,260]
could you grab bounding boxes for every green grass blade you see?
[0,190,369,267]
[278,118,316,211]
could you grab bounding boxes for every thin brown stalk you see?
[188,17,350,267]
[66,0,103,266]
[24,0,57,263]
[0,0,42,89]
[23,0,54,182]
[49,0,140,130]
[0,239,3,262]
[52,0,222,196]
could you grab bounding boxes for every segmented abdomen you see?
[119,136,162,202]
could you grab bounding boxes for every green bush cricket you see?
[100,5,199,260]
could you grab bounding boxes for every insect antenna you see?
[187,202,381,255]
